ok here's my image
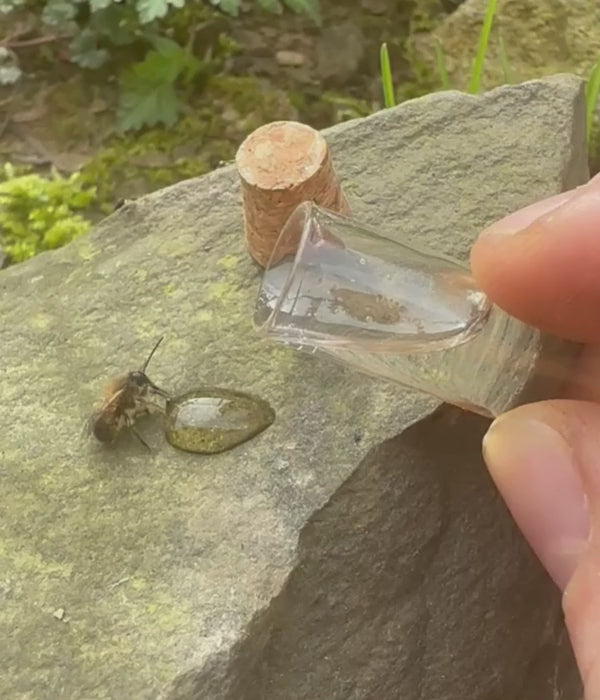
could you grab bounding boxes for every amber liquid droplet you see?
[165,387,275,454]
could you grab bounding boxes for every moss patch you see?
[0,165,96,264]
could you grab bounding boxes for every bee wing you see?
[80,413,96,440]
[81,387,126,442]
[101,386,127,410]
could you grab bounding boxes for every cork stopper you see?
[235,121,350,267]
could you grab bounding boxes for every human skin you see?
[470,173,600,698]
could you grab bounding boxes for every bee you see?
[87,337,170,449]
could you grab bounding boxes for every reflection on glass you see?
[254,202,547,418]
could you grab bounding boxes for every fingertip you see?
[470,179,600,343]
[476,190,576,238]
[482,403,590,590]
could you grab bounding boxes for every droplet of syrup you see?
[165,387,275,454]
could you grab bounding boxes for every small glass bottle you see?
[253,203,580,418]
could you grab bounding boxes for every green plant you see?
[209,0,321,25]
[0,164,96,264]
[117,36,202,131]
[379,42,395,108]
[38,0,320,72]
[378,0,499,105]
[467,0,497,93]
[585,56,600,145]
[15,0,319,131]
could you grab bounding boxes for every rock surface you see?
[0,75,587,699]
[415,0,600,92]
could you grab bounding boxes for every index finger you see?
[470,176,600,344]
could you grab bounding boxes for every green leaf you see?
[468,0,498,94]
[136,0,184,24]
[68,29,109,69]
[117,39,200,131]
[41,0,77,26]
[0,64,21,85]
[0,0,24,14]
[89,5,140,46]
[149,36,202,79]
[379,43,395,108]
[283,0,321,25]
[257,0,283,12]
[586,55,600,143]
[118,81,180,131]
[209,0,241,16]
[89,0,112,10]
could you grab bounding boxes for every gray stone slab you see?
[0,74,587,699]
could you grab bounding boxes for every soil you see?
[0,0,448,218]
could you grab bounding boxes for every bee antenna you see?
[141,336,164,373]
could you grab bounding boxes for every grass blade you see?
[468,0,498,94]
[380,42,395,108]
[434,39,449,89]
[585,55,600,144]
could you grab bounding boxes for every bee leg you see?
[131,427,152,451]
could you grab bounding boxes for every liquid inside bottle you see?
[254,203,570,417]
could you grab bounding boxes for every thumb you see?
[483,400,600,697]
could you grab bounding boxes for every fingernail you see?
[481,174,600,237]
[483,417,590,589]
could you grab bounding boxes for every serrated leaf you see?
[118,40,199,131]
[148,37,201,79]
[283,0,321,25]
[0,64,21,85]
[118,81,179,131]
[0,0,24,14]
[136,0,184,24]
[41,0,77,26]
[209,0,241,16]
[89,0,112,10]
[89,5,140,45]
[68,29,109,68]
[257,0,283,12]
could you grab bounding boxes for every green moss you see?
[0,164,96,264]
[409,0,448,34]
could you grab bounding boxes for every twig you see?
[185,23,199,53]
[1,33,72,50]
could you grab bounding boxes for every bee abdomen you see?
[92,415,119,443]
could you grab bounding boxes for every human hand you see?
[470,174,600,698]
